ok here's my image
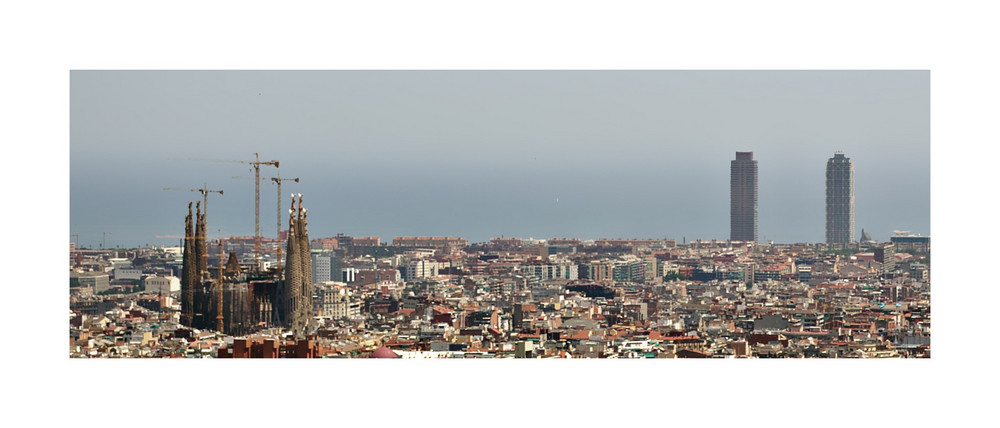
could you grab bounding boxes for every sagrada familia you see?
[180,194,314,338]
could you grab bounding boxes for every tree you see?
[663,272,689,281]
[823,248,857,257]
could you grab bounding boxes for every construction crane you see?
[171,154,278,271]
[270,176,299,239]
[247,153,279,268]
[271,175,299,269]
[231,174,299,242]
[163,185,224,217]
[217,234,225,332]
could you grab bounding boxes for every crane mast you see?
[195,185,224,217]
[249,153,279,271]
[217,236,224,332]
[271,175,300,268]
[168,154,277,273]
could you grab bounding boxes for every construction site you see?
[176,154,314,339]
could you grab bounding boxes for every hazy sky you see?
[70,71,929,248]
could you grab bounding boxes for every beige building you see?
[144,275,181,294]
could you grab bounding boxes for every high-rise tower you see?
[826,152,854,244]
[730,151,758,242]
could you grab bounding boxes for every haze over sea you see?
[70,71,929,248]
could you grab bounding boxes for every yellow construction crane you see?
[270,176,299,239]
[162,185,224,217]
[217,233,225,332]
[246,153,279,267]
[171,153,278,271]
[234,174,299,269]
[271,175,299,270]
[231,174,300,241]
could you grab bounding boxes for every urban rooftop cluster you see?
[70,231,930,358]
[69,151,928,358]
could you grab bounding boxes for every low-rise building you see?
[144,275,181,294]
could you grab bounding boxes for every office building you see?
[312,251,342,283]
[890,233,930,252]
[874,242,895,278]
[826,152,855,244]
[730,151,758,242]
[405,259,439,280]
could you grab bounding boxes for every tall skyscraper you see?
[826,152,855,244]
[730,151,758,242]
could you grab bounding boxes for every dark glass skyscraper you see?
[730,151,758,242]
[826,152,855,244]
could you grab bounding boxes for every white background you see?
[2,1,994,427]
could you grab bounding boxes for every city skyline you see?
[70,71,930,248]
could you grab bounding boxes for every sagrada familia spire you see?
[283,194,313,338]
[181,202,195,326]
[283,197,302,332]
[180,201,212,330]
[298,194,313,332]
[196,202,207,280]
